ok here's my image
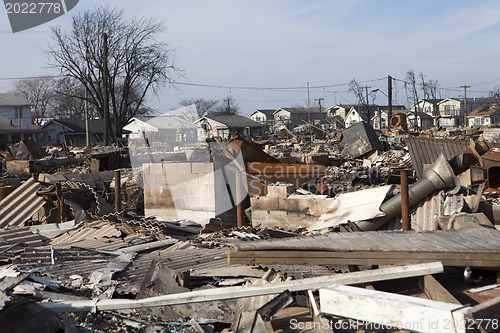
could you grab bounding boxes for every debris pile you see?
[2,124,500,332]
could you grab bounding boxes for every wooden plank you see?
[228,249,500,267]
[41,262,444,313]
[418,275,461,305]
[320,285,467,333]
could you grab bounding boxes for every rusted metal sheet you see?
[226,137,279,163]
[405,137,472,178]
[0,178,46,229]
[480,151,500,191]
[245,162,327,193]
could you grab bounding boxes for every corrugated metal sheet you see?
[61,181,115,217]
[49,222,122,249]
[0,227,43,262]
[0,178,46,228]
[405,137,472,178]
[381,190,467,231]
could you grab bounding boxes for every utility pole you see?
[459,85,471,127]
[388,75,393,129]
[85,84,89,147]
[103,33,110,146]
[364,86,372,125]
[307,82,311,139]
[317,97,324,119]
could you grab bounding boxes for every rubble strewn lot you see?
[2,123,500,333]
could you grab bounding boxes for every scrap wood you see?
[228,228,500,268]
[320,285,471,333]
[40,261,443,312]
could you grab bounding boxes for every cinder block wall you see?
[143,162,216,225]
[251,184,333,230]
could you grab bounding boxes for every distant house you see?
[411,99,441,117]
[406,111,434,131]
[467,103,500,127]
[249,109,275,133]
[0,114,41,149]
[0,93,32,129]
[124,116,198,143]
[194,114,265,140]
[326,105,358,120]
[344,106,370,128]
[38,119,114,146]
[370,105,407,129]
[273,107,325,132]
[436,98,462,127]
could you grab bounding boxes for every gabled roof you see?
[437,98,462,105]
[345,107,369,122]
[42,119,110,134]
[202,114,264,128]
[467,103,500,117]
[274,107,322,115]
[250,109,275,117]
[144,116,198,129]
[0,93,31,106]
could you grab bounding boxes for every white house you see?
[410,99,441,117]
[250,109,275,133]
[124,116,199,143]
[0,93,32,129]
[467,103,500,127]
[344,107,369,128]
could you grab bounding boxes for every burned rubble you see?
[1,122,500,333]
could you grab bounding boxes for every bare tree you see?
[405,70,421,130]
[11,76,56,125]
[211,96,240,115]
[178,98,219,121]
[419,73,440,100]
[348,79,377,122]
[46,6,181,141]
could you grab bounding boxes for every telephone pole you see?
[459,85,470,127]
[388,75,393,129]
[103,33,110,146]
[316,97,324,119]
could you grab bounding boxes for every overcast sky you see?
[2,0,500,115]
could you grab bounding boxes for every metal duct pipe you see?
[356,141,489,231]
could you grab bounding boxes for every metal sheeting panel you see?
[405,137,472,179]
[380,190,468,231]
[49,222,122,249]
[0,178,46,228]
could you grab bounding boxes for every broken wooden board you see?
[41,262,443,313]
[320,285,470,333]
[228,228,500,268]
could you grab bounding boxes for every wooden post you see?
[236,172,243,227]
[114,170,121,212]
[401,169,410,231]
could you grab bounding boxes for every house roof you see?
[203,114,264,128]
[0,93,31,106]
[468,103,500,117]
[42,119,115,134]
[144,116,198,129]
[250,109,275,117]
[0,115,16,130]
[274,107,323,114]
